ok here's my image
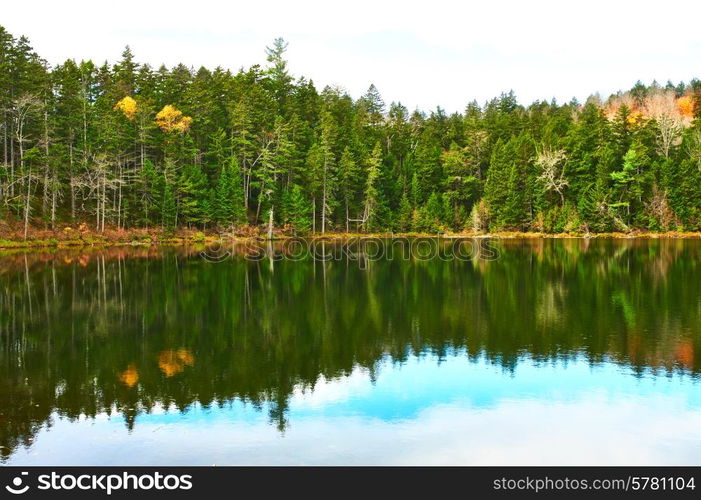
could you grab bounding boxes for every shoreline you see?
[1,227,701,251]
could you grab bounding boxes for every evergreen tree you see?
[483,139,511,230]
[177,164,209,226]
[338,146,360,231]
[398,191,412,232]
[136,159,160,226]
[285,184,312,234]
[215,157,246,227]
[160,178,177,230]
[265,37,292,114]
[362,143,386,232]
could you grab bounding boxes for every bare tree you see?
[644,90,691,158]
[73,154,123,232]
[10,95,42,239]
[535,147,568,205]
[603,93,637,122]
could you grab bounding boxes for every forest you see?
[1,25,701,237]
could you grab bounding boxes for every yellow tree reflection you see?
[118,364,139,387]
[158,349,195,377]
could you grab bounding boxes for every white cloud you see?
[11,392,701,465]
[291,367,374,408]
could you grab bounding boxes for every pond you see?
[1,238,700,465]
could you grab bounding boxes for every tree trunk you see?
[23,165,31,240]
[267,205,274,240]
[0,111,5,203]
[117,164,123,229]
[96,179,100,230]
[82,79,88,164]
[10,118,15,198]
[18,119,29,239]
[255,196,262,225]
[321,181,327,234]
[51,180,56,230]
[2,110,7,172]
[43,107,50,228]
[101,175,106,232]
[116,163,123,229]
[42,169,49,226]
[69,143,75,221]
[139,118,145,169]
[243,161,250,211]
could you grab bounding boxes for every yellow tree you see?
[114,96,137,120]
[155,104,192,133]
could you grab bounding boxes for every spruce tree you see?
[215,158,246,227]
[287,184,312,234]
[161,180,177,231]
[363,143,387,232]
[398,191,412,232]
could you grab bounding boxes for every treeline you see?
[2,26,701,236]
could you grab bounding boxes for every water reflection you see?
[119,364,139,388]
[157,349,195,378]
[0,239,700,464]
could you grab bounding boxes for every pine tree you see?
[666,156,701,229]
[501,158,528,229]
[160,179,177,230]
[338,146,360,232]
[484,139,511,230]
[413,138,442,206]
[362,142,387,231]
[136,159,160,227]
[265,37,292,114]
[424,191,445,232]
[304,142,324,232]
[398,191,412,232]
[359,84,385,127]
[177,164,209,226]
[319,110,336,233]
[215,157,246,227]
[286,184,312,234]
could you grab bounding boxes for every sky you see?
[3,0,701,113]
[9,355,701,464]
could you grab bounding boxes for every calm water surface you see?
[1,238,700,465]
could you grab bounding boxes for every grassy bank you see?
[1,222,701,250]
[297,231,701,240]
[0,224,222,249]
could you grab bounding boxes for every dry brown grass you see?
[1,221,700,250]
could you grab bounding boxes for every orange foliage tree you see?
[677,95,695,118]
